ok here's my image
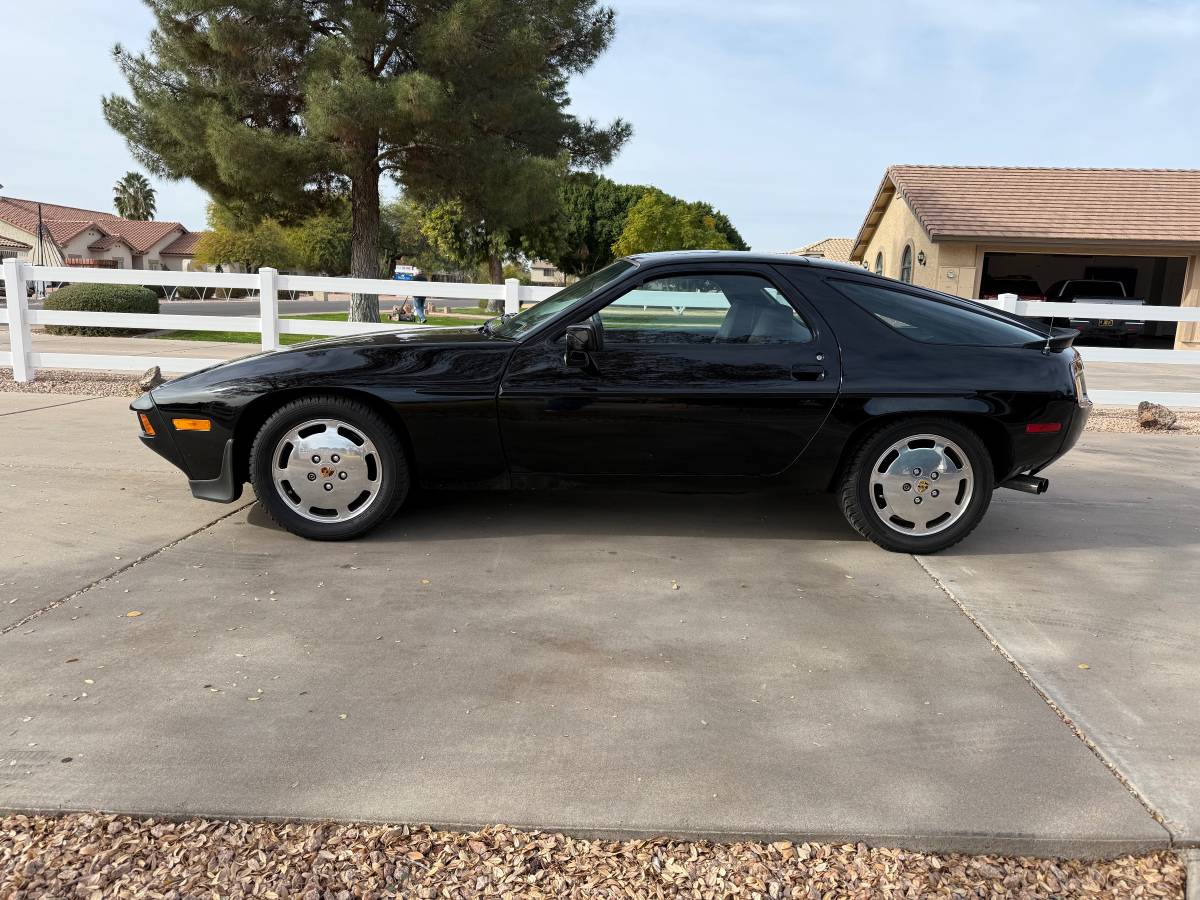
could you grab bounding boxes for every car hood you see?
[156,325,509,395]
[279,325,496,352]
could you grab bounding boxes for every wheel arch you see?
[829,410,1013,491]
[231,388,416,487]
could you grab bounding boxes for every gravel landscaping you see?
[0,369,144,398]
[1086,405,1200,434]
[0,814,1186,899]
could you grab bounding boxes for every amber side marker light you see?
[172,418,213,432]
[138,413,156,436]
[1026,422,1062,434]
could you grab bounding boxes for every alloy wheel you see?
[868,433,974,536]
[270,418,383,523]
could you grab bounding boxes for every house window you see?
[874,252,884,276]
[899,245,914,283]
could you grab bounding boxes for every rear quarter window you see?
[830,279,1041,346]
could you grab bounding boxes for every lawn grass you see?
[153,310,488,344]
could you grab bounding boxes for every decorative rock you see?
[1137,401,1177,430]
[137,366,164,393]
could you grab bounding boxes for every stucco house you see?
[0,195,206,272]
[849,165,1200,349]
[529,259,570,287]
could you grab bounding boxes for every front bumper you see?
[130,393,243,503]
[187,438,242,503]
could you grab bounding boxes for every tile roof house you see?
[786,237,858,264]
[849,165,1200,350]
[0,195,207,271]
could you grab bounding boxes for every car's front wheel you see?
[249,395,409,540]
[839,418,993,554]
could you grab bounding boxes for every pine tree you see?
[113,172,157,220]
[103,0,629,321]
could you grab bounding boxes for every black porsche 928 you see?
[132,251,1091,553]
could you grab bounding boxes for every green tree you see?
[103,1,629,322]
[534,173,649,275]
[530,176,748,274]
[380,197,452,275]
[611,190,735,257]
[288,205,353,275]
[693,203,749,252]
[113,171,156,220]
[195,204,294,273]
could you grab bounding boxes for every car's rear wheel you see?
[839,418,993,554]
[249,395,409,540]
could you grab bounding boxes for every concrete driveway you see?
[1,395,1196,857]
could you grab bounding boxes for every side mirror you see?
[563,322,599,368]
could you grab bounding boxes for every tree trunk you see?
[487,252,504,312]
[348,151,381,323]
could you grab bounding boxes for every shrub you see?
[43,283,159,336]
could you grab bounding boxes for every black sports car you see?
[132,251,1091,553]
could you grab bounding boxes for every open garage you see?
[981,251,1188,342]
[850,165,1200,350]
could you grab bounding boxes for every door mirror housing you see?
[563,322,600,368]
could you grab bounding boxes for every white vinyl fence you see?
[978,293,1200,407]
[2,261,1200,406]
[0,261,557,382]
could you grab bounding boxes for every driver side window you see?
[596,273,813,345]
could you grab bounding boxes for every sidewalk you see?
[1,331,253,371]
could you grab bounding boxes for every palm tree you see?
[113,172,157,220]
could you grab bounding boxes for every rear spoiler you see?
[1022,326,1079,351]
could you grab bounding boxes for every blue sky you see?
[1,0,1197,250]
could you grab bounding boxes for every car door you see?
[497,264,841,477]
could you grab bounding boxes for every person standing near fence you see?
[393,255,428,324]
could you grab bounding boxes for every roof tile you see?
[787,237,857,262]
[0,195,188,254]
[887,165,1200,244]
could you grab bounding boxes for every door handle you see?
[790,365,826,382]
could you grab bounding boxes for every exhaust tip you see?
[1001,475,1049,495]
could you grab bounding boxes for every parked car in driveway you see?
[132,252,1092,553]
[1043,279,1146,345]
[980,274,1045,302]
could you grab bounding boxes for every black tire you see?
[249,395,409,540]
[839,417,993,554]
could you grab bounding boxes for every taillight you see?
[1026,422,1062,434]
[1071,349,1088,404]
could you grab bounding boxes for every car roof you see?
[623,250,869,273]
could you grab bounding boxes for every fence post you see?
[2,258,32,382]
[504,278,520,315]
[997,292,1019,314]
[258,267,279,351]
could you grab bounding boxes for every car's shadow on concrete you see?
[244,473,1199,556]
[247,488,859,544]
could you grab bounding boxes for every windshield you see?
[490,260,635,338]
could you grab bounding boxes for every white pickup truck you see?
[1043,279,1146,345]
